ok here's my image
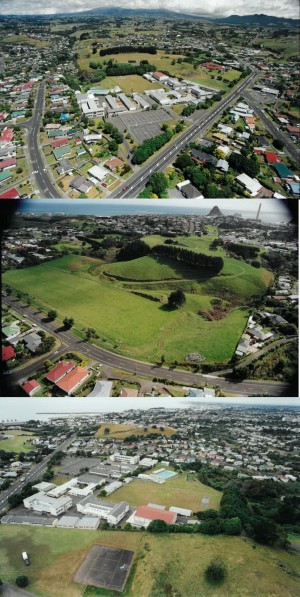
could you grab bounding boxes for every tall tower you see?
[256,203,262,220]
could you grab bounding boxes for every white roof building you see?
[236,173,262,196]
[23,491,72,516]
[77,496,129,525]
[88,165,108,181]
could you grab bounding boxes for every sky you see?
[17,198,293,223]
[0,0,299,18]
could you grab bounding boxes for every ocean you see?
[17,199,292,224]
[0,397,299,422]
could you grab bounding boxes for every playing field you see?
[90,74,162,94]
[4,232,272,364]
[110,471,222,512]
[0,526,299,597]
[0,430,37,454]
[96,423,176,438]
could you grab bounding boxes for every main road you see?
[242,90,299,164]
[111,69,258,198]
[0,435,75,513]
[3,297,293,398]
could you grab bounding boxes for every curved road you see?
[112,69,258,198]
[3,297,293,397]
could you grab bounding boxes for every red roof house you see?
[1,128,14,142]
[45,360,75,383]
[21,379,41,396]
[0,158,17,170]
[55,366,89,395]
[0,187,20,199]
[265,151,280,164]
[51,138,69,148]
[2,346,16,362]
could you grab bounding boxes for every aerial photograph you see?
[0,1,299,596]
[0,1,299,200]
[1,198,298,399]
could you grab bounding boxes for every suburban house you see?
[45,360,76,384]
[21,379,41,396]
[55,366,89,395]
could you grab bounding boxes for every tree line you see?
[100,45,157,56]
[153,244,224,273]
[106,61,155,77]
[132,130,173,164]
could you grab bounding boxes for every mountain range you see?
[1,8,299,27]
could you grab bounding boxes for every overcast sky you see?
[0,0,299,17]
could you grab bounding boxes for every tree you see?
[63,317,74,330]
[47,309,57,321]
[250,516,280,546]
[167,289,186,309]
[148,519,169,533]
[147,172,168,197]
[273,138,285,150]
[16,576,29,588]
[223,517,241,535]
[205,558,227,584]
[117,239,150,262]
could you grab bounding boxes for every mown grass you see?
[3,233,272,365]
[0,526,299,597]
[109,470,221,512]
[0,430,37,454]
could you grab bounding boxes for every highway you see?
[3,297,293,398]
[0,435,75,513]
[111,69,258,198]
[242,91,300,164]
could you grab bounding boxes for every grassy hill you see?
[0,526,299,597]
[3,234,273,365]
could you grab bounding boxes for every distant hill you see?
[1,8,299,28]
[214,14,300,28]
[207,206,224,217]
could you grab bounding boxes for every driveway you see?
[2,582,38,597]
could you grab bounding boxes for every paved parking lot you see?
[109,108,175,144]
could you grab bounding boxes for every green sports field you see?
[0,526,299,597]
[3,235,272,364]
[0,430,37,454]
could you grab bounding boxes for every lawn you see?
[1,34,48,47]
[95,423,176,439]
[0,430,36,453]
[90,75,162,94]
[110,471,221,512]
[3,240,272,364]
[0,526,299,597]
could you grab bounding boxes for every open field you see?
[110,471,221,512]
[3,231,272,364]
[95,423,176,439]
[0,430,36,453]
[90,74,162,94]
[0,526,299,597]
[1,34,49,47]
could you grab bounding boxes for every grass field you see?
[95,423,176,438]
[1,34,48,47]
[0,430,36,454]
[90,74,162,94]
[78,49,241,92]
[3,232,272,365]
[0,526,299,597]
[110,471,221,512]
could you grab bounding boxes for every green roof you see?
[273,163,293,177]
[48,130,64,138]
[0,170,12,182]
[53,146,71,160]
[2,322,20,337]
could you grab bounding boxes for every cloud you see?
[0,0,299,18]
